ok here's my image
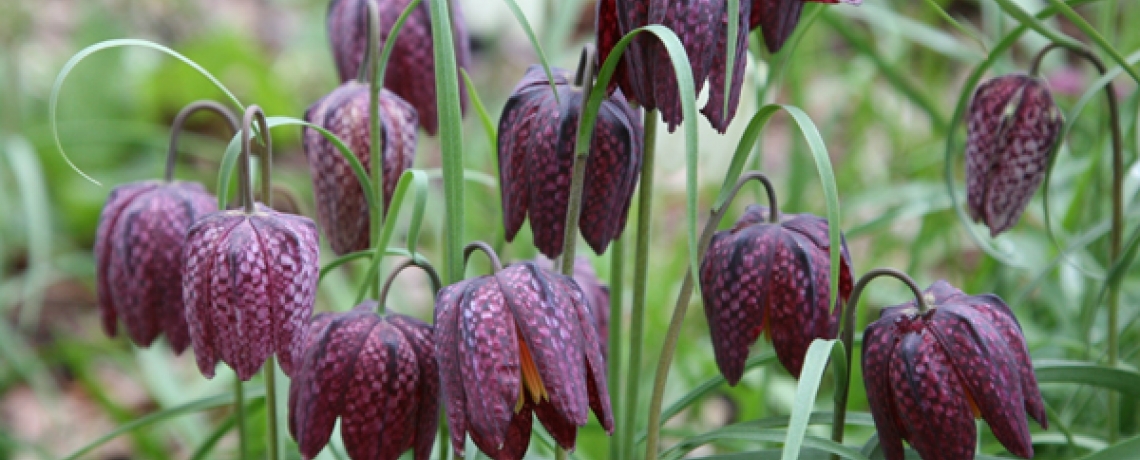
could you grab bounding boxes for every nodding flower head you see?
[434,262,613,459]
[498,65,642,259]
[302,81,417,255]
[699,205,853,383]
[288,304,438,460]
[861,281,1047,460]
[965,74,1063,237]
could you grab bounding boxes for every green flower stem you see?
[463,241,504,274]
[608,236,625,460]
[165,101,238,182]
[1029,43,1124,442]
[643,172,778,460]
[830,267,927,458]
[438,409,450,460]
[427,0,466,284]
[265,357,280,460]
[558,44,597,277]
[375,257,444,314]
[233,379,247,459]
[622,109,657,460]
[364,0,385,300]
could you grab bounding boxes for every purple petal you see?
[388,314,440,460]
[95,182,160,339]
[702,0,751,133]
[183,212,244,378]
[861,318,906,460]
[889,331,976,460]
[341,322,420,460]
[459,277,521,448]
[249,212,320,376]
[434,281,470,457]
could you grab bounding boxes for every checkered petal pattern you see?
[861,281,1047,460]
[698,205,852,383]
[433,262,614,460]
[302,81,417,255]
[498,66,642,259]
[181,205,319,380]
[95,180,216,354]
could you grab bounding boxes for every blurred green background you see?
[2,0,1140,458]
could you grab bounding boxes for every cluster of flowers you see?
[92,0,1065,459]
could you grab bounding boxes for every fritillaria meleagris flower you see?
[965,74,1063,237]
[288,304,438,460]
[435,262,613,459]
[95,181,216,353]
[499,65,642,259]
[302,81,417,255]
[699,205,853,383]
[596,0,858,132]
[327,0,470,134]
[182,203,320,380]
[862,280,1047,460]
[538,256,611,360]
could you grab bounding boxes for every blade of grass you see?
[427,0,466,284]
[783,339,845,460]
[354,169,431,304]
[499,0,562,105]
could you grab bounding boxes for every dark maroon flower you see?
[327,0,470,134]
[861,280,1047,460]
[288,304,438,460]
[966,74,1063,237]
[434,262,613,459]
[699,205,853,383]
[182,204,320,380]
[538,256,611,360]
[95,181,216,354]
[302,81,417,255]
[499,65,642,259]
[596,0,857,132]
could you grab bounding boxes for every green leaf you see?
[667,429,868,460]
[989,0,1084,51]
[783,339,844,460]
[461,69,498,165]
[189,397,266,460]
[1034,360,1140,398]
[1077,435,1140,459]
[4,136,51,327]
[498,0,562,105]
[660,351,776,425]
[427,0,466,284]
[355,169,431,304]
[63,386,266,460]
[662,412,876,460]
[49,39,243,185]
[375,0,422,86]
[724,0,739,120]
[1045,0,1140,85]
[216,116,374,211]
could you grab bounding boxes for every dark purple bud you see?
[699,205,852,383]
[498,66,642,259]
[434,262,613,459]
[181,205,319,380]
[95,181,216,354]
[288,305,438,460]
[966,74,1063,237]
[862,281,1047,460]
[327,0,470,134]
[302,81,417,255]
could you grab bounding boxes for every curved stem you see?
[643,171,779,460]
[559,44,598,276]
[239,106,271,213]
[165,100,238,182]
[375,257,444,314]
[830,268,927,456]
[462,241,503,274]
[1029,42,1124,441]
[621,109,656,460]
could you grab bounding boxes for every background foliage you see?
[2,0,1140,458]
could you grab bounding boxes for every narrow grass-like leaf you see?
[661,351,775,425]
[724,0,739,119]
[989,0,1083,51]
[919,0,989,53]
[662,412,875,460]
[49,39,243,185]
[783,339,844,460]
[714,105,783,210]
[1077,435,1140,459]
[460,69,497,164]
[1046,0,1140,85]
[375,0,422,86]
[1035,360,1140,398]
[189,397,266,460]
[427,0,465,283]
[354,169,431,304]
[584,24,702,284]
[5,137,51,327]
[216,116,374,211]
[319,248,416,282]
[62,387,266,460]
[666,429,867,460]
[498,0,562,105]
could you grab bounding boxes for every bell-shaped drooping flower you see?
[288,304,438,460]
[499,65,642,259]
[435,260,614,459]
[302,81,417,255]
[327,0,470,134]
[537,256,611,360]
[596,0,857,132]
[183,107,320,380]
[94,101,233,354]
[699,205,853,383]
[965,74,1063,237]
[861,281,1047,460]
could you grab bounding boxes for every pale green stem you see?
[622,110,657,460]
[266,357,280,460]
[644,172,778,460]
[234,379,247,459]
[559,45,597,276]
[165,101,238,182]
[608,236,625,460]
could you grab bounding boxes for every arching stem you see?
[375,257,444,315]
[463,241,504,274]
[165,100,239,182]
[241,105,280,460]
[643,172,778,460]
[558,44,598,276]
[830,268,927,457]
[1029,43,1124,442]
